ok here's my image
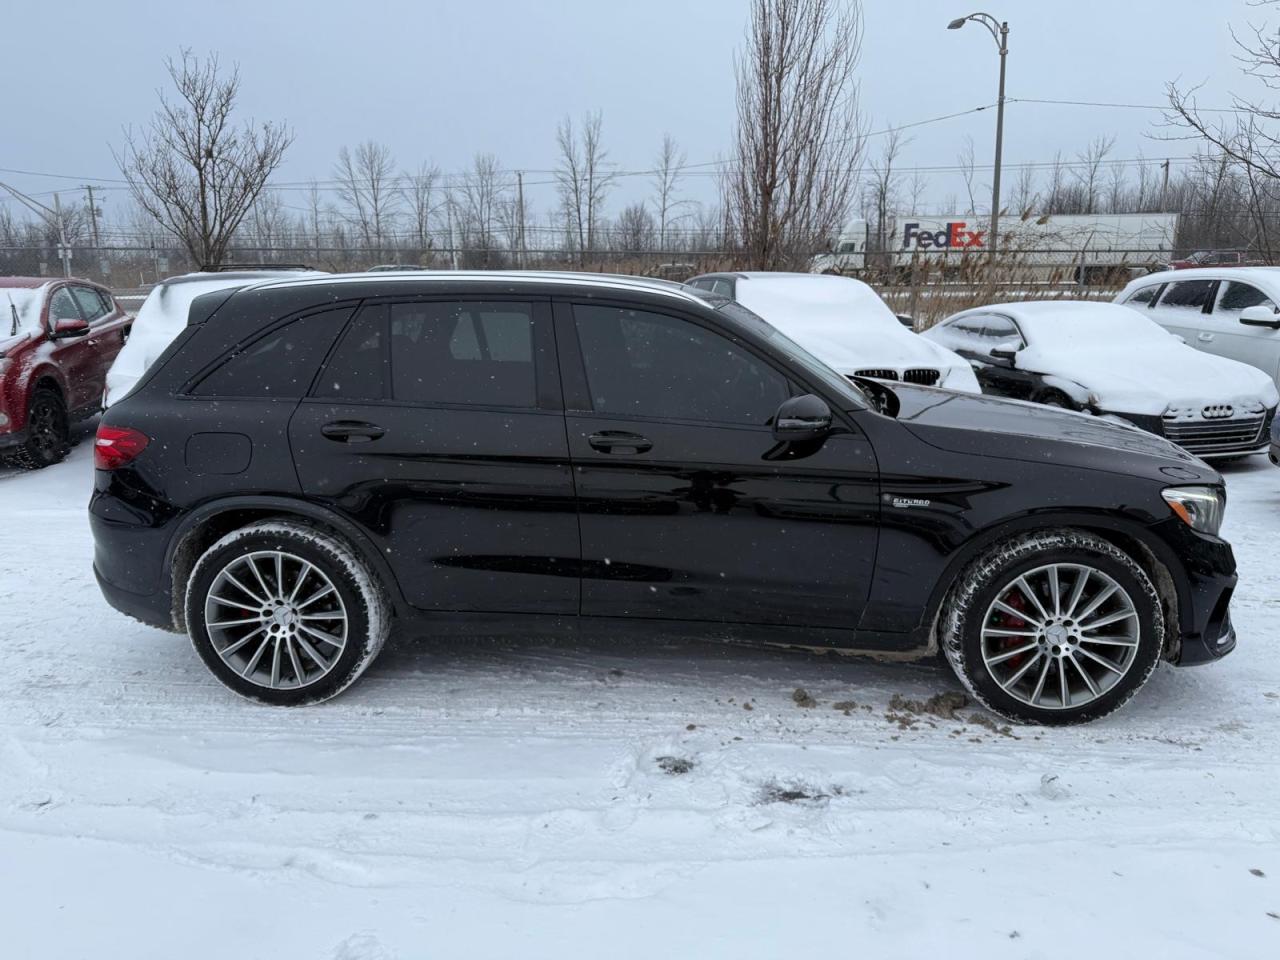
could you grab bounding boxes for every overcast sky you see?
[0,0,1269,232]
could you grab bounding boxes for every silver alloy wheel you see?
[979,562,1140,710]
[203,550,348,690]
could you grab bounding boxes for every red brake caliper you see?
[993,588,1032,670]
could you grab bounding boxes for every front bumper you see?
[0,427,28,451]
[1152,518,1238,666]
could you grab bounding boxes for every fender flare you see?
[162,495,412,619]
[915,509,1189,644]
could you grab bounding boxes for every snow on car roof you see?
[957,300,1173,344]
[728,273,904,331]
[1129,266,1280,287]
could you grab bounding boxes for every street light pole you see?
[948,12,1009,263]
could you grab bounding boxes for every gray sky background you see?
[0,0,1269,232]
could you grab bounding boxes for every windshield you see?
[716,301,870,408]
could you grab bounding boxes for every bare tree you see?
[116,49,292,268]
[613,202,656,254]
[555,111,616,264]
[1073,135,1116,214]
[455,153,507,267]
[401,162,440,258]
[863,127,908,253]
[728,0,866,269]
[957,135,979,215]
[1009,164,1038,215]
[651,134,688,250]
[333,141,400,257]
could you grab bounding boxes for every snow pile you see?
[937,301,1279,415]
[732,273,981,392]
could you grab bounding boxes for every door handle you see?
[321,420,386,443]
[587,430,652,454]
[1198,332,1214,342]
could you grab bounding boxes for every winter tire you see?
[940,529,1164,725]
[185,520,390,705]
[11,387,70,469]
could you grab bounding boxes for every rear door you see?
[45,285,99,413]
[1149,276,1219,347]
[289,297,579,616]
[558,299,879,632]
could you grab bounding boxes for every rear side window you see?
[391,301,536,407]
[1217,281,1275,314]
[1125,285,1161,306]
[71,286,108,321]
[191,307,353,398]
[1157,279,1216,311]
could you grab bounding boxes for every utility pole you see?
[516,171,526,270]
[0,180,72,277]
[1160,159,1171,211]
[83,185,100,247]
[446,195,459,270]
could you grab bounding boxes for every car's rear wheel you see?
[940,529,1164,725]
[185,520,390,705]
[9,387,70,469]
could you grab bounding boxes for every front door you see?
[557,300,880,632]
[45,285,99,412]
[288,297,579,616]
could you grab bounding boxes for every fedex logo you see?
[902,221,986,250]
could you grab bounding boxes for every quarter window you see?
[1217,281,1276,315]
[1157,279,1216,311]
[192,308,352,398]
[573,305,789,425]
[1125,285,1161,306]
[314,304,387,401]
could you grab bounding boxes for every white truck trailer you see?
[812,212,1179,283]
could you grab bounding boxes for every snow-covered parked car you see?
[925,300,1279,458]
[105,268,324,407]
[1115,267,1280,391]
[685,272,981,393]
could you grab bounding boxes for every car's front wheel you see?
[185,520,390,705]
[941,529,1164,725]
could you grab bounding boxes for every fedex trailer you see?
[812,213,1179,283]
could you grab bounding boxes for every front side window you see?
[1217,281,1276,315]
[192,307,352,398]
[573,305,789,425]
[389,301,536,407]
[71,286,108,321]
[48,288,81,323]
[1158,279,1216,311]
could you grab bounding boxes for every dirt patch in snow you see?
[656,755,695,776]
[791,687,817,708]
[756,780,846,805]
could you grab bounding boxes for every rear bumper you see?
[93,563,175,631]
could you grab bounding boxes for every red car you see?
[1,277,132,468]
[1167,250,1267,269]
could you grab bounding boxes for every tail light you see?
[94,425,149,470]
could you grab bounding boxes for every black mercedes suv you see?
[90,272,1238,724]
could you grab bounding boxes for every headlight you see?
[1161,486,1225,536]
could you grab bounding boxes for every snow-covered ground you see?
[1,430,1277,959]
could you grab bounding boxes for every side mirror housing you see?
[989,347,1018,367]
[1239,305,1280,329]
[51,317,90,339]
[773,394,832,442]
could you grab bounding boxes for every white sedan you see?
[686,272,981,393]
[924,300,1279,458]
